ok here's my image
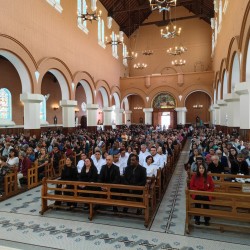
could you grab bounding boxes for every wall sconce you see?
[75,108,80,112]
[193,104,203,109]
[52,104,59,111]
[134,106,143,110]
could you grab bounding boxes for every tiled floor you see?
[0,141,250,249]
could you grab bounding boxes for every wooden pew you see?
[185,189,250,233]
[40,178,151,227]
[3,170,18,198]
[155,168,162,200]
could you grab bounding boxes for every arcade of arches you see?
[1,1,250,141]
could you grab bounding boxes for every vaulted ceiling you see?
[99,0,214,37]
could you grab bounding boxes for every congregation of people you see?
[0,125,184,207]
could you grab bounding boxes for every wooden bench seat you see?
[186,189,250,233]
[40,178,151,227]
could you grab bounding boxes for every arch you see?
[121,88,147,108]
[222,70,228,99]
[217,81,221,101]
[230,52,240,93]
[246,40,250,81]
[0,34,37,93]
[184,90,212,106]
[78,80,93,104]
[213,90,216,104]
[239,0,250,81]
[112,93,121,108]
[227,37,240,92]
[37,57,73,99]
[0,50,32,94]
[110,85,121,108]
[98,87,109,108]
[73,71,95,101]
[121,97,129,111]
[95,79,111,106]
[213,71,220,90]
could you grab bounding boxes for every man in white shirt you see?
[157,147,167,167]
[139,144,150,166]
[150,146,162,169]
[113,153,123,174]
[91,150,106,174]
[76,153,86,174]
[119,148,129,172]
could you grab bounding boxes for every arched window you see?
[46,0,63,13]
[98,18,106,48]
[77,0,89,34]
[0,88,12,120]
[112,31,118,59]
[40,96,46,121]
[123,43,128,66]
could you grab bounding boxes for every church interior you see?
[1,0,250,249]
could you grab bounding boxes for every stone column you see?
[103,107,113,130]
[213,104,220,126]
[20,93,43,137]
[175,107,187,127]
[209,105,215,127]
[217,100,228,126]
[60,100,77,129]
[224,93,240,128]
[143,108,153,125]
[114,108,124,126]
[86,104,99,132]
[124,110,132,126]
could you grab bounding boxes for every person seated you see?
[113,153,122,174]
[190,155,206,173]
[150,146,162,169]
[231,153,249,175]
[50,145,61,174]
[157,147,167,167]
[143,155,158,177]
[6,149,19,171]
[26,147,36,162]
[17,151,32,188]
[37,147,49,181]
[139,144,150,166]
[79,157,98,210]
[208,155,225,177]
[123,154,147,214]
[190,163,214,226]
[215,149,229,171]
[119,148,129,174]
[91,149,106,174]
[98,155,120,212]
[76,153,87,175]
[55,157,78,207]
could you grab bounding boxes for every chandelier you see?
[161,22,181,39]
[172,59,186,66]
[105,35,123,46]
[124,51,138,60]
[134,63,148,69]
[167,45,187,55]
[142,50,154,56]
[149,0,177,12]
[78,9,102,23]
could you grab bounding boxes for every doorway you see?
[161,112,171,129]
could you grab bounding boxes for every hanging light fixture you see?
[134,63,148,69]
[78,7,102,22]
[149,0,177,12]
[124,51,138,60]
[172,59,186,66]
[161,22,181,39]
[167,45,187,55]
[105,34,123,46]
[142,50,154,56]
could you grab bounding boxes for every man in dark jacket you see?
[123,154,147,214]
[98,155,120,212]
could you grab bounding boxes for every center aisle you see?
[150,140,190,234]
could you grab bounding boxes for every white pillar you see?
[213,104,220,125]
[175,107,187,125]
[124,110,132,126]
[143,108,153,125]
[60,100,77,128]
[217,100,227,126]
[224,93,240,127]
[86,104,99,126]
[235,82,250,129]
[209,105,215,126]
[20,93,43,129]
[114,108,124,125]
[103,107,113,126]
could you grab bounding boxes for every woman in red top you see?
[190,164,214,226]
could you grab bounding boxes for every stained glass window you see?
[40,96,46,121]
[0,88,12,120]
